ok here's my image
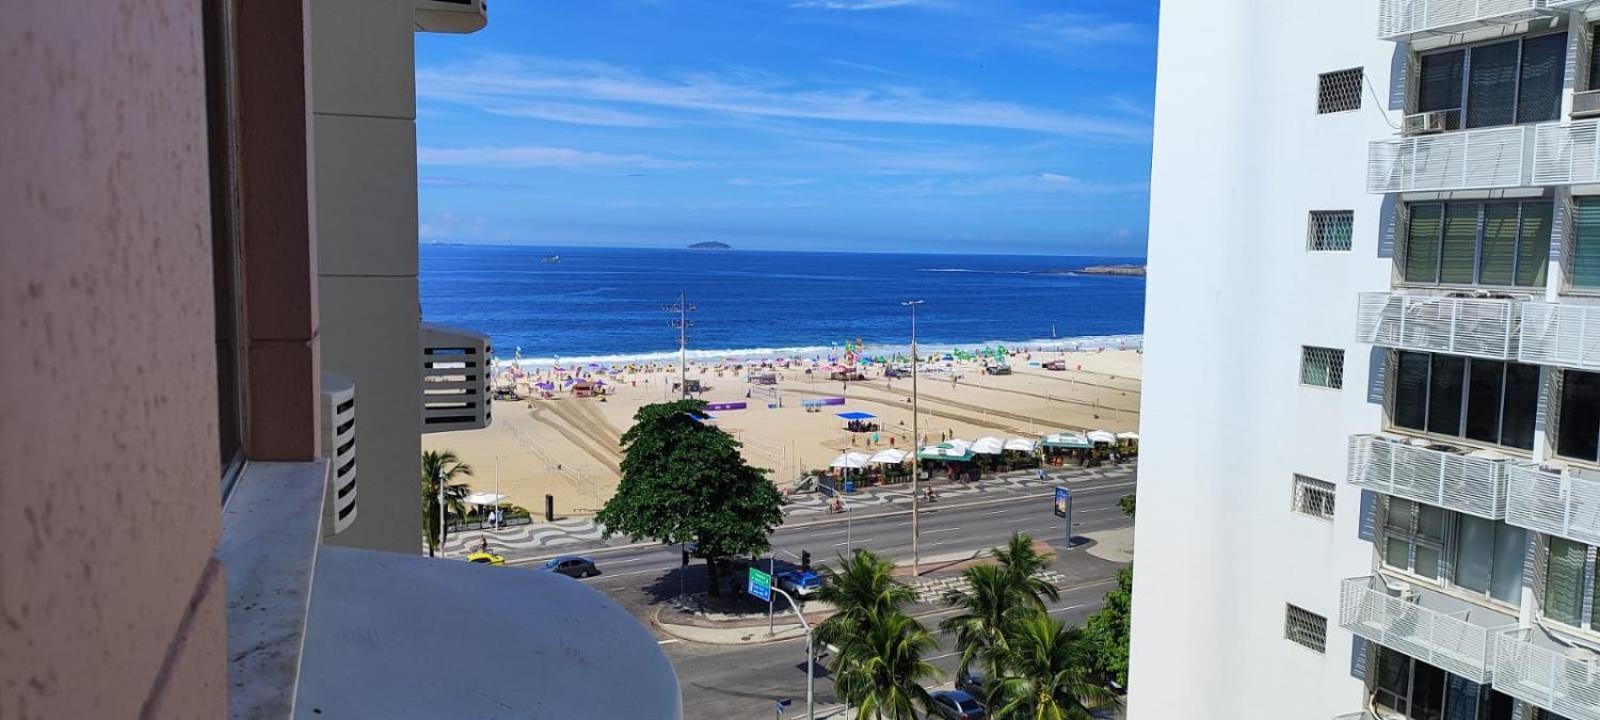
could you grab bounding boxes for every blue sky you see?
[415,0,1157,256]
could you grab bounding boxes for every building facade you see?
[1133,2,1600,719]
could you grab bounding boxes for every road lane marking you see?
[593,567,664,579]
[922,527,961,534]
[658,638,681,645]
[1048,603,1092,614]
[834,538,874,546]
[986,508,1012,514]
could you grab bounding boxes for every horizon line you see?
[418,241,1148,260]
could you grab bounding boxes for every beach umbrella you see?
[970,436,1006,455]
[1087,430,1117,444]
[830,452,871,469]
[1115,432,1140,442]
[1003,437,1038,453]
[463,492,507,506]
[868,448,908,465]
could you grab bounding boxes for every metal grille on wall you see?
[1518,301,1600,371]
[1284,604,1328,654]
[1301,346,1346,389]
[1318,68,1364,114]
[1292,474,1337,520]
[1308,210,1356,252]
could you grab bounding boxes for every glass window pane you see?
[1574,199,1600,289]
[1443,674,1485,720]
[1467,41,1520,128]
[1440,204,1480,284]
[1418,504,1446,542]
[1412,657,1448,720]
[1491,523,1527,605]
[1428,355,1466,437]
[1456,514,1496,595]
[1500,363,1540,451]
[1517,33,1567,124]
[1375,647,1412,713]
[1479,204,1518,285]
[1388,497,1415,529]
[1592,562,1600,629]
[1420,50,1466,116]
[1396,351,1431,430]
[1516,202,1551,287]
[1558,371,1600,462]
[1417,545,1443,580]
[1465,360,1505,444]
[1406,205,1444,284]
[1545,537,1588,626]
[1386,537,1412,570]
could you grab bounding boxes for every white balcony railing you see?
[1349,434,1517,519]
[1379,0,1552,41]
[1369,125,1542,194]
[1493,629,1600,720]
[1356,292,1521,360]
[1518,301,1600,371]
[1506,463,1600,545]
[1549,0,1600,9]
[1534,119,1600,186]
[1340,576,1513,683]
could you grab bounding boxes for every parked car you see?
[1043,360,1067,371]
[466,550,505,565]
[955,668,986,702]
[776,570,823,597]
[928,689,987,719]
[539,556,599,578]
[983,364,1012,375]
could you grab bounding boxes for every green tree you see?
[992,532,1060,609]
[987,614,1121,720]
[1118,494,1135,518]
[815,549,918,649]
[421,449,473,557]
[832,610,940,720]
[595,399,783,596]
[940,533,1056,681]
[1083,566,1132,688]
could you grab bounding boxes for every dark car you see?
[539,556,599,578]
[954,668,986,702]
[928,689,987,719]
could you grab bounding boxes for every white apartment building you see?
[1133,2,1600,719]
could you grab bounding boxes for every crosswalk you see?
[907,569,1070,604]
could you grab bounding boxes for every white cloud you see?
[873,173,1147,197]
[417,55,1149,141]
[728,176,818,187]
[417,145,699,170]
[790,0,921,10]
[1025,13,1146,45]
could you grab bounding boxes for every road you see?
[536,471,1136,719]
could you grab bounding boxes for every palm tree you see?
[832,610,940,720]
[940,563,1026,681]
[814,549,917,649]
[992,532,1059,609]
[985,614,1120,720]
[421,449,473,556]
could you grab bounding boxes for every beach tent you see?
[944,438,973,453]
[970,436,1006,455]
[867,448,909,465]
[1041,432,1093,449]
[1003,437,1038,453]
[1087,430,1117,445]
[830,452,871,469]
[464,492,507,506]
[917,443,974,462]
[836,412,877,421]
[1116,432,1140,442]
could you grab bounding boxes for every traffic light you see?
[682,549,691,567]
[801,551,811,570]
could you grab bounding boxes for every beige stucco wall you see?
[0,1,226,717]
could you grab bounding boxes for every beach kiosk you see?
[1041,431,1093,466]
[571,379,598,398]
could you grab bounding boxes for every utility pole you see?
[903,299,923,577]
[666,292,696,399]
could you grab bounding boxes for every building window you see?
[1301,346,1345,389]
[1307,211,1354,252]
[1557,370,1600,462]
[203,0,246,495]
[1402,200,1551,288]
[1283,604,1327,653]
[1382,497,1447,582]
[1570,198,1600,290]
[1317,68,1363,114]
[1391,351,1539,451]
[1382,497,1528,605]
[1373,646,1516,720]
[1544,537,1599,631]
[1589,24,1600,93]
[1415,32,1566,129]
[1291,475,1336,520]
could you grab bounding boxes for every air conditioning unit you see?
[415,0,487,34]
[321,373,358,537]
[1383,578,1419,603]
[1575,89,1600,119]
[1402,110,1454,136]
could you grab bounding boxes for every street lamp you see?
[768,586,816,720]
[902,299,923,577]
[769,548,802,636]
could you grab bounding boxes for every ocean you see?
[419,244,1146,366]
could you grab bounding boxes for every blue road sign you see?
[748,567,773,602]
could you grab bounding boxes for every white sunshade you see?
[945,438,973,453]
[464,492,507,506]
[1003,437,1038,452]
[830,452,872,469]
[1115,431,1140,441]
[1087,430,1117,444]
[868,448,909,465]
[970,436,1006,455]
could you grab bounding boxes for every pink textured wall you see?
[0,1,227,718]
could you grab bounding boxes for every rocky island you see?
[688,241,732,250]
[1048,264,1146,277]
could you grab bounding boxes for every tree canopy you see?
[1083,566,1133,688]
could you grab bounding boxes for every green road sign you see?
[748,567,772,601]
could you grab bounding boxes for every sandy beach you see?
[422,348,1141,517]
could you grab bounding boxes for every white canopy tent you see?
[1087,430,1117,445]
[1003,437,1038,453]
[970,436,1006,455]
[1115,431,1140,442]
[464,492,507,506]
[867,448,909,465]
[829,452,872,469]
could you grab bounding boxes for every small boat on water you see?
[540,255,561,264]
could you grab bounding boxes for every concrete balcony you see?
[1518,301,1600,371]
[1493,628,1600,720]
[1378,0,1553,41]
[1340,576,1517,683]
[1356,292,1522,361]
[1506,463,1600,545]
[420,322,493,433]
[1369,124,1545,194]
[1534,119,1600,186]
[1348,433,1517,519]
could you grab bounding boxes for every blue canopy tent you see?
[836,412,877,421]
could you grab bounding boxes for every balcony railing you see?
[1493,629,1600,720]
[1506,463,1600,545]
[1379,0,1553,41]
[1518,301,1600,371]
[1356,292,1521,361]
[420,322,493,433]
[1534,120,1600,186]
[1349,434,1517,519]
[1333,714,1378,720]
[1340,576,1515,683]
[1549,0,1600,9]
[1369,124,1542,194]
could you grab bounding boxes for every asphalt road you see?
[534,473,1136,720]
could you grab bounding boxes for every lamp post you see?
[902,299,923,577]
[436,466,446,557]
[769,586,815,720]
[768,548,802,636]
